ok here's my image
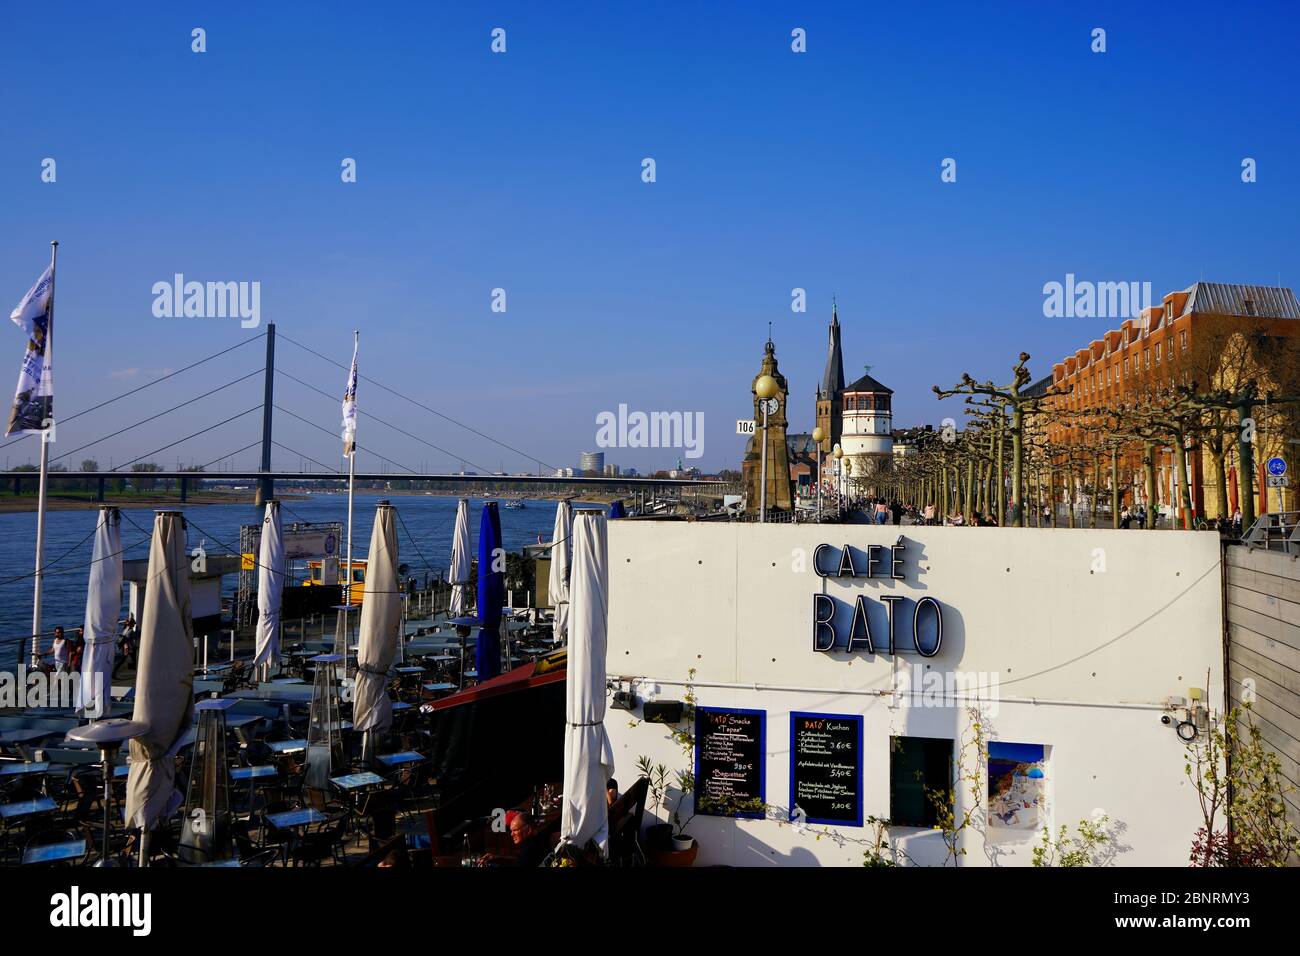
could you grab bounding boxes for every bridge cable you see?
[49,369,263,466]
[110,406,263,472]
[278,370,496,475]
[0,331,267,452]
[278,332,555,472]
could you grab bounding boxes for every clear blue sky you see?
[1,1,1296,475]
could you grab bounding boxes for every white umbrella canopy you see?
[548,500,573,642]
[126,511,194,833]
[252,500,285,673]
[559,513,614,855]
[353,502,400,742]
[448,498,471,618]
[78,507,122,719]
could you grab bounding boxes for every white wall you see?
[604,522,1224,866]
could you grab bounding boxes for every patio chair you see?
[231,819,279,866]
[289,814,348,866]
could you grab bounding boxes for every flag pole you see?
[31,239,57,666]
[344,330,358,621]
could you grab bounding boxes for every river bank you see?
[0,491,263,513]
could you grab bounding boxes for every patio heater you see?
[64,717,148,867]
[448,615,478,690]
[304,653,345,791]
[332,603,354,675]
[179,698,235,863]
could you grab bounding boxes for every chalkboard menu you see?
[694,707,766,818]
[789,712,863,826]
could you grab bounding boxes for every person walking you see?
[69,627,86,673]
[113,615,138,678]
[51,626,70,674]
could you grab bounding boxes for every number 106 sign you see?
[736,419,756,435]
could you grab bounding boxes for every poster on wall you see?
[987,742,1046,830]
[695,707,765,818]
[790,712,863,827]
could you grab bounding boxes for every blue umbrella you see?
[475,502,505,681]
[609,499,626,519]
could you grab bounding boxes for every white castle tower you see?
[840,370,893,459]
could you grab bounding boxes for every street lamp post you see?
[755,375,779,523]
[812,426,825,522]
[833,444,843,516]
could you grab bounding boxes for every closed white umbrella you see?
[548,500,573,642]
[78,506,122,720]
[252,500,284,677]
[353,501,400,761]
[558,513,614,856]
[448,498,471,618]
[126,511,194,843]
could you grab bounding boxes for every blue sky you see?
[1,1,1296,474]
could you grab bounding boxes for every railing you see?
[1241,512,1300,553]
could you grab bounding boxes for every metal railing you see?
[1241,512,1300,553]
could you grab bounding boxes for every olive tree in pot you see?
[636,756,699,865]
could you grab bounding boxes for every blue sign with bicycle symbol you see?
[1267,456,1287,477]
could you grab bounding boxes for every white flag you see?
[7,262,54,437]
[341,333,358,457]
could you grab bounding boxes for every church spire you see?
[821,300,845,399]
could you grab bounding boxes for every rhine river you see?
[0,493,569,659]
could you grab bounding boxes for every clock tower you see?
[742,337,794,513]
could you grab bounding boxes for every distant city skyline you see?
[2,2,1296,474]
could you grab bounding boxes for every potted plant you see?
[637,756,674,851]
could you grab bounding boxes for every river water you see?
[0,493,568,657]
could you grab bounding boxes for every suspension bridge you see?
[0,323,723,501]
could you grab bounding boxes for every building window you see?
[1154,346,1160,366]
[1180,330,1188,351]
[1144,349,1150,369]
[890,736,952,828]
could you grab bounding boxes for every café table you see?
[391,702,413,713]
[225,686,314,704]
[267,739,307,756]
[330,771,385,793]
[0,796,57,822]
[375,751,423,769]
[231,764,278,814]
[394,666,425,675]
[0,761,50,778]
[22,838,87,865]
[270,677,306,685]
[422,683,455,693]
[266,807,327,829]
[0,729,53,747]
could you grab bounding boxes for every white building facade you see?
[840,372,893,459]
[603,521,1224,866]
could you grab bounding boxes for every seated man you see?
[480,810,551,867]
[606,778,619,807]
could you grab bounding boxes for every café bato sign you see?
[811,539,943,658]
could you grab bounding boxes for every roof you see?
[427,656,566,711]
[1022,374,1054,399]
[1181,283,1300,320]
[821,306,846,398]
[843,371,893,394]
